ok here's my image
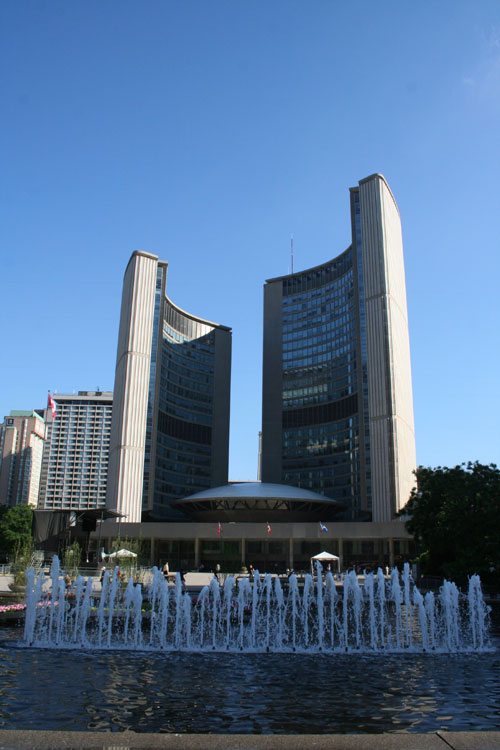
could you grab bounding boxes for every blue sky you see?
[2,1,499,480]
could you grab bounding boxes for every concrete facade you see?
[358,175,416,521]
[94,518,413,572]
[106,251,158,523]
[38,391,113,510]
[0,411,45,506]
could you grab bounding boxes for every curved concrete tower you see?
[107,251,231,522]
[261,174,416,522]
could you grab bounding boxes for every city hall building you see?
[261,173,416,523]
[100,174,416,572]
[106,251,232,524]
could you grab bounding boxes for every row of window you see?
[45,472,107,480]
[164,303,215,342]
[51,424,111,429]
[283,436,357,457]
[283,373,355,398]
[164,370,214,396]
[283,330,355,356]
[49,440,110,446]
[44,490,107,496]
[282,314,354,344]
[281,251,353,296]
[283,287,354,314]
[282,301,354,329]
[280,480,360,502]
[282,386,356,410]
[54,406,113,415]
[161,351,214,384]
[282,275,353,309]
[156,431,212,457]
[160,399,213,426]
[154,475,211,500]
[164,327,215,360]
[42,502,107,509]
[157,410,212,445]
[283,356,356,384]
[282,346,354,370]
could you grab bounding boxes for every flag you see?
[48,392,57,419]
[266,521,271,535]
[217,522,222,536]
[320,522,328,533]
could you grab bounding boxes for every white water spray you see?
[21,558,491,653]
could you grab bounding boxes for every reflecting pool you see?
[1,605,499,734]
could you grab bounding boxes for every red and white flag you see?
[48,392,57,419]
[266,521,271,535]
[217,522,222,537]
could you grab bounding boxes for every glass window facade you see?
[259,177,414,521]
[145,295,220,518]
[108,251,231,524]
[279,250,364,515]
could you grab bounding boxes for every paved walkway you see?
[1,731,500,749]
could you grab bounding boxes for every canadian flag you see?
[48,392,57,419]
[266,521,271,535]
[217,522,222,536]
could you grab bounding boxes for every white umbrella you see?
[311,551,339,561]
[311,550,340,572]
[105,548,137,558]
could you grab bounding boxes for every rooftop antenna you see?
[290,234,294,274]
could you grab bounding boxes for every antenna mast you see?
[290,234,294,274]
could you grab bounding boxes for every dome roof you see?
[173,481,345,522]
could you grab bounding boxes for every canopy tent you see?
[104,549,137,559]
[311,550,340,572]
[32,508,124,564]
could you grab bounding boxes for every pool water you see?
[0,604,499,734]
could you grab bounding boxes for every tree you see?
[106,535,146,577]
[62,540,82,580]
[400,462,500,585]
[0,504,33,560]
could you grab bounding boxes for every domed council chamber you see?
[173,481,345,523]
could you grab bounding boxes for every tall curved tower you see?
[107,251,231,522]
[261,174,416,522]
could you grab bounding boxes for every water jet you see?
[20,558,490,653]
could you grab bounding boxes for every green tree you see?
[400,462,500,585]
[62,540,82,580]
[107,536,147,577]
[0,504,33,561]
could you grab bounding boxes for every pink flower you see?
[0,603,26,613]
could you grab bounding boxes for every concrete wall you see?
[359,175,416,520]
[106,251,158,523]
[261,280,284,483]
[0,413,45,507]
[211,327,232,487]
[96,518,412,541]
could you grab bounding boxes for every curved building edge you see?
[260,174,415,523]
[106,251,232,524]
[165,293,231,333]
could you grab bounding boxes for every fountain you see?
[20,558,490,653]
